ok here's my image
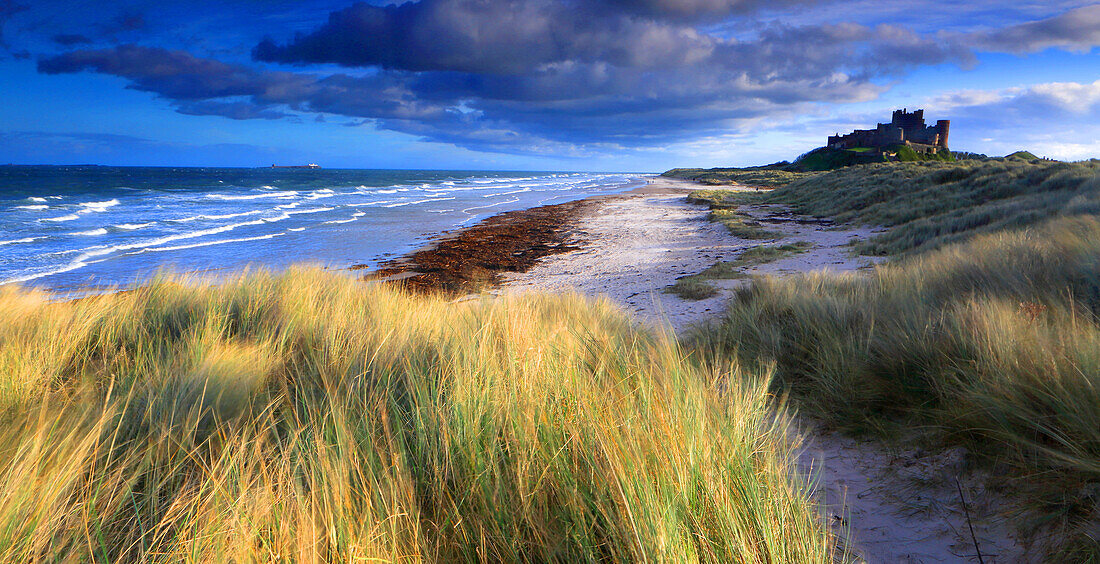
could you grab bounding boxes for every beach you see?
[501,177,885,331]
[375,175,883,332]
[369,175,1033,562]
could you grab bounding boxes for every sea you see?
[0,166,646,295]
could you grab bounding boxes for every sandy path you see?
[500,177,1031,562]
[800,422,1035,563]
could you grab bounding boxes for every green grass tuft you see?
[666,242,814,301]
[664,276,721,300]
[734,241,815,266]
[686,190,784,240]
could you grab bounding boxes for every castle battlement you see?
[828,109,950,154]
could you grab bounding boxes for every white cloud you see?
[931,79,1100,116]
[923,80,1100,159]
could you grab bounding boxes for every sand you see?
[501,177,883,332]
[498,176,1032,563]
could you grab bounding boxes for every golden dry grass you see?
[0,269,833,562]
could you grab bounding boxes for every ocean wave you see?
[1,259,92,285]
[324,211,366,225]
[468,177,534,184]
[15,205,48,211]
[80,199,120,212]
[115,222,156,230]
[287,206,335,215]
[143,232,284,253]
[384,197,456,208]
[347,200,393,207]
[288,227,306,232]
[484,188,531,198]
[0,236,45,246]
[42,214,80,222]
[28,197,47,203]
[71,228,108,236]
[73,218,269,262]
[461,197,520,215]
[206,190,297,201]
[305,189,337,200]
[171,210,263,222]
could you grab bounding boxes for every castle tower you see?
[891,108,926,133]
[936,120,950,148]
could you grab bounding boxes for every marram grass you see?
[0,269,832,562]
[687,216,1100,554]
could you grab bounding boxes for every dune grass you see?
[734,242,815,266]
[0,269,834,562]
[662,167,817,187]
[666,242,814,301]
[686,190,783,240]
[686,217,1100,554]
[665,276,721,300]
[759,158,1100,256]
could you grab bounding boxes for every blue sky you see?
[1,0,1099,171]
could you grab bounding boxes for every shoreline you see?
[357,177,688,293]
[361,174,882,331]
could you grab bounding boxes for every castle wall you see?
[828,110,949,151]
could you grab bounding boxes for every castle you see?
[828,109,950,154]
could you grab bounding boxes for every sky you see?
[1,0,1099,171]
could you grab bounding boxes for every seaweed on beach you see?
[361,199,595,293]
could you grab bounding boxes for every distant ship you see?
[270,163,321,169]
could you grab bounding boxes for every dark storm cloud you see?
[0,0,28,48]
[241,0,982,152]
[253,0,723,74]
[52,33,92,46]
[42,16,947,155]
[36,45,461,129]
[38,45,313,100]
[607,0,808,19]
[175,100,291,120]
[108,12,146,33]
[48,0,1094,156]
[967,4,1100,53]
